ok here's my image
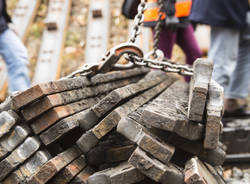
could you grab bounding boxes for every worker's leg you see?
[176,24,202,65]
[152,26,176,59]
[223,26,250,115]
[225,37,250,99]
[0,29,30,93]
[208,26,239,90]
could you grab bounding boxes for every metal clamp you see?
[65,63,99,78]
[92,42,144,76]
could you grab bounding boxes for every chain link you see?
[152,0,164,56]
[129,0,146,43]
[128,55,193,76]
[66,0,194,79]
[126,0,193,76]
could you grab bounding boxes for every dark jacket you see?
[189,0,249,30]
[0,0,11,32]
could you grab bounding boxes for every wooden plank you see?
[79,71,170,131]
[49,155,87,184]
[141,80,204,141]
[12,0,41,42]
[0,125,30,160]
[69,166,95,184]
[128,147,184,184]
[0,137,41,181]
[32,0,72,84]
[22,77,139,121]
[86,141,135,167]
[3,151,51,184]
[0,111,20,139]
[84,0,110,64]
[152,129,226,166]
[12,68,148,111]
[77,77,177,154]
[117,115,175,164]
[31,96,102,135]
[188,58,213,122]
[28,146,81,184]
[88,162,145,184]
[184,157,219,184]
[39,96,105,145]
[204,80,223,149]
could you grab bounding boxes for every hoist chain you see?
[152,0,164,56]
[128,55,193,76]
[129,0,146,43]
[66,0,194,79]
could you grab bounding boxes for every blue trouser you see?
[0,29,30,93]
[208,24,250,99]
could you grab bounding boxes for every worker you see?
[143,0,202,80]
[0,0,30,93]
[190,0,250,119]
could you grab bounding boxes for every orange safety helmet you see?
[144,0,192,26]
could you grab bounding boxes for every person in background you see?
[143,0,202,81]
[0,0,30,93]
[190,0,250,119]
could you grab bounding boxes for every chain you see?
[66,0,193,79]
[152,0,164,56]
[129,0,146,43]
[126,0,192,76]
[128,55,193,76]
[127,0,193,76]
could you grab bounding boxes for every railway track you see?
[84,0,111,64]
[32,0,72,85]
[12,0,41,42]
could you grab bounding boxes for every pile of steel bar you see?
[0,59,227,184]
